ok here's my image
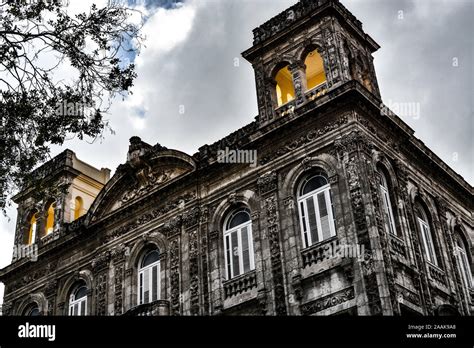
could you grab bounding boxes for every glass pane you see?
[241,227,250,273]
[299,201,309,247]
[80,300,86,316]
[318,192,331,240]
[301,175,328,196]
[152,265,158,302]
[306,197,319,244]
[144,269,150,304]
[231,231,240,277]
[461,252,472,287]
[75,286,88,300]
[228,209,251,229]
[142,250,160,267]
[225,235,232,279]
[139,272,143,304]
[74,303,78,316]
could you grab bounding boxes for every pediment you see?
[86,138,196,223]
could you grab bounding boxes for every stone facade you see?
[0,0,472,316]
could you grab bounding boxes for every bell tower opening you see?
[275,65,295,107]
[304,49,326,91]
[242,0,381,128]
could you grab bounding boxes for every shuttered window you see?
[224,209,255,279]
[297,174,336,248]
[138,250,161,305]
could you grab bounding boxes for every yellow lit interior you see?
[305,50,326,90]
[74,196,83,220]
[45,203,55,235]
[28,214,37,245]
[275,66,295,106]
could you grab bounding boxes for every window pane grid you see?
[298,185,336,248]
[224,219,254,280]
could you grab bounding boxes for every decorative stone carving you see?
[301,287,355,315]
[257,171,277,195]
[260,115,348,165]
[264,195,287,315]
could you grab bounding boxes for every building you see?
[0,0,472,316]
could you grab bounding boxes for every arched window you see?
[68,282,88,316]
[27,212,38,245]
[138,249,160,305]
[454,231,473,289]
[275,65,295,107]
[45,201,55,235]
[24,304,40,316]
[415,203,438,266]
[224,208,255,279]
[304,49,326,90]
[377,166,397,236]
[74,196,84,220]
[297,170,336,248]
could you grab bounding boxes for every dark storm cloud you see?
[0,1,472,301]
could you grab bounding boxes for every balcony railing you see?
[427,263,447,287]
[223,270,257,298]
[123,300,170,316]
[389,234,407,258]
[305,82,328,101]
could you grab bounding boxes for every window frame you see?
[297,175,336,248]
[417,216,438,266]
[455,238,473,289]
[137,250,161,305]
[68,286,88,316]
[223,209,255,280]
[378,170,398,236]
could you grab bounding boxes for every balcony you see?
[123,300,170,316]
[305,82,328,102]
[389,234,407,258]
[223,271,257,299]
[427,263,447,287]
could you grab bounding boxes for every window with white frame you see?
[377,168,397,235]
[297,171,336,248]
[416,206,438,266]
[68,284,88,316]
[138,249,160,305]
[455,235,473,289]
[224,208,255,280]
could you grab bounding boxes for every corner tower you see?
[11,150,110,254]
[243,0,381,128]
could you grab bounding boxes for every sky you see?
[0,0,472,306]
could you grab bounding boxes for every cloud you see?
[0,0,472,307]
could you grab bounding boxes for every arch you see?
[16,292,47,316]
[74,196,84,220]
[281,154,338,198]
[223,205,255,279]
[44,199,56,236]
[435,304,460,316]
[303,48,326,91]
[126,232,167,270]
[25,209,38,245]
[68,280,89,316]
[274,63,295,107]
[295,166,336,247]
[58,270,94,315]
